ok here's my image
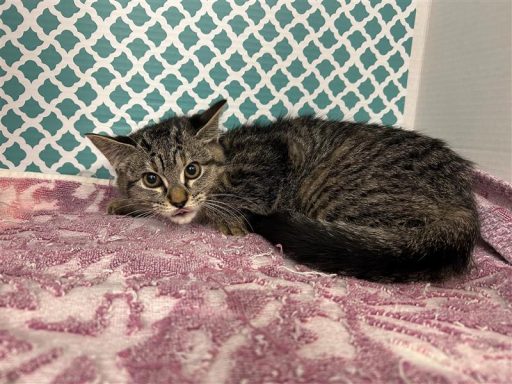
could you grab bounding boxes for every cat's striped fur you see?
[88,100,479,282]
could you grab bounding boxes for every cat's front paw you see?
[215,222,248,236]
[107,199,128,215]
[106,198,146,216]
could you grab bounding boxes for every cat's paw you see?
[106,199,126,215]
[106,198,142,216]
[216,222,248,236]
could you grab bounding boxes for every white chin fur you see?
[167,210,198,225]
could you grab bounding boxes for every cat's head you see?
[86,99,227,224]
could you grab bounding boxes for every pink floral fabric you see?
[0,170,511,384]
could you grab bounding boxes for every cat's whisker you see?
[207,193,259,209]
[204,199,253,232]
[202,204,233,228]
[120,208,154,218]
[202,201,233,220]
[110,202,154,210]
[210,200,249,221]
[206,199,253,228]
[202,202,239,225]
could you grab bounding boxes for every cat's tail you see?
[249,209,479,282]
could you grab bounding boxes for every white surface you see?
[408,0,512,181]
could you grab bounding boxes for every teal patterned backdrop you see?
[0,0,416,179]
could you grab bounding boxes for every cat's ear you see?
[86,133,137,168]
[190,99,227,142]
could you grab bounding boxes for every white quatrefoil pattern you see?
[0,0,416,178]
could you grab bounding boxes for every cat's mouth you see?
[168,207,197,224]
[172,208,191,217]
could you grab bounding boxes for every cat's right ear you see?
[190,99,227,142]
[86,133,137,168]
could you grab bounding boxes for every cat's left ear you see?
[190,99,227,142]
[86,133,137,169]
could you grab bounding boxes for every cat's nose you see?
[169,186,188,208]
[172,201,186,209]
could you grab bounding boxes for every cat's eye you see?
[184,162,201,179]
[142,172,163,188]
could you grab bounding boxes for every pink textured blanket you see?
[0,170,511,384]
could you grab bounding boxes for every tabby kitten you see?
[87,99,479,282]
